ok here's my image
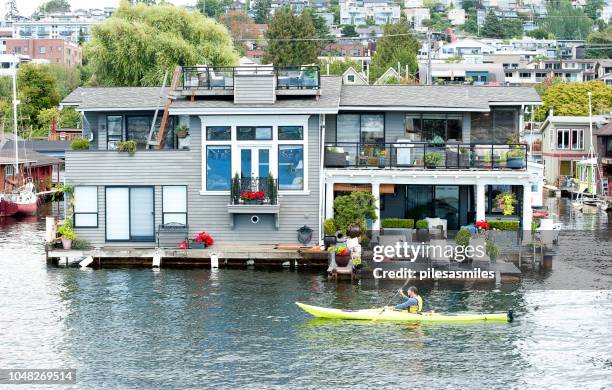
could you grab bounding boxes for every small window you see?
[557,129,570,149]
[162,186,187,225]
[505,72,512,78]
[519,72,531,78]
[73,186,98,227]
[571,129,583,150]
[347,74,355,82]
[5,165,14,177]
[237,126,272,141]
[278,145,304,190]
[207,126,231,141]
[106,115,122,149]
[39,46,45,54]
[206,146,231,191]
[278,126,303,140]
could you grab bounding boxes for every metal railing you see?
[230,176,278,205]
[181,65,320,91]
[324,142,528,170]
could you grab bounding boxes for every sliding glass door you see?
[106,187,154,241]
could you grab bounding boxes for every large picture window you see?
[162,186,187,225]
[207,126,231,141]
[278,145,304,190]
[336,114,384,144]
[73,186,98,227]
[405,113,463,142]
[207,146,231,190]
[278,126,303,140]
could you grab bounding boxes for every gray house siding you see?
[66,114,321,247]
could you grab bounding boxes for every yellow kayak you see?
[296,302,513,323]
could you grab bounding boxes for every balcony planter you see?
[190,242,206,249]
[424,152,443,168]
[506,156,525,169]
[325,150,348,167]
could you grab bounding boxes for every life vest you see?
[409,295,423,314]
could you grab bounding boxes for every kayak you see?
[296,302,513,323]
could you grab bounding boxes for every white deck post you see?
[476,183,486,221]
[372,182,380,231]
[522,184,533,231]
[325,181,334,220]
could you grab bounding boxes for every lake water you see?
[0,200,611,389]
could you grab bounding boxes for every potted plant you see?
[431,135,445,147]
[458,147,471,167]
[424,152,443,168]
[323,218,338,248]
[495,192,517,215]
[328,244,351,267]
[57,220,77,250]
[415,219,429,242]
[506,147,526,169]
[376,148,387,168]
[174,124,189,139]
[190,231,214,249]
[117,140,137,156]
[483,150,493,168]
[240,191,266,204]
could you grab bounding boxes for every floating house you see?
[61,65,542,247]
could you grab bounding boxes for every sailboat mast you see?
[588,91,593,159]
[12,54,19,177]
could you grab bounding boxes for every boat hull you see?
[0,198,18,217]
[296,302,511,323]
[15,200,37,215]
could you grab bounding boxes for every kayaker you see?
[394,286,423,313]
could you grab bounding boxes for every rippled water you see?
[0,200,611,389]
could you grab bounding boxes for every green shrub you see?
[455,228,471,247]
[57,219,77,240]
[488,220,519,231]
[71,239,91,250]
[118,140,137,156]
[323,219,336,235]
[424,152,443,167]
[415,219,429,230]
[70,138,90,150]
[333,191,377,234]
[381,218,414,229]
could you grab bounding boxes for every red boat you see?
[0,196,18,217]
[13,182,38,215]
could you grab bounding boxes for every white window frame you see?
[200,115,309,196]
[571,128,584,150]
[73,186,98,228]
[556,128,571,150]
[162,185,187,225]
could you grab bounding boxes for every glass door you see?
[239,147,270,182]
[105,187,154,241]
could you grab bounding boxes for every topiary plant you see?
[415,219,429,230]
[333,191,377,234]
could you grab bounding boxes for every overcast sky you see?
[2,0,197,18]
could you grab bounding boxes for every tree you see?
[369,19,419,82]
[37,107,80,132]
[47,64,82,100]
[4,0,18,19]
[461,0,477,12]
[220,10,259,55]
[38,0,70,13]
[333,191,377,234]
[341,24,358,37]
[481,10,503,38]
[539,0,593,40]
[535,81,612,121]
[196,0,232,19]
[304,8,332,43]
[584,0,605,21]
[85,1,238,86]
[527,27,550,40]
[262,7,318,66]
[319,57,363,75]
[254,0,271,24]
[16,64,61,131]
[500,18,523,39]
[464,10,478,35]
[586,26,612,59]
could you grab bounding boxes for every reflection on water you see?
[0,200,611,388]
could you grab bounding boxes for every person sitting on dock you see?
[394,286,423,313]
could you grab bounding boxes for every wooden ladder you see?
[154,66,182,150]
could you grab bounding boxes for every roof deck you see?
[179,65,321,98]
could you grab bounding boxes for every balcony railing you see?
[324,142,528,170]
[181,66,320,91]
[229,176,278,206]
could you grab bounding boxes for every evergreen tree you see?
[369,19,419,82]
[481,10,503,38]
[584,0,605,21]
[341,24,358,37]
[262,7,319,66]
[539,0,593,40]
[586,26,612,59]
[500,18,523,39]
[196,0,232,18]
[38,0,71,13]
[254,0,271,24]
[304,8,332,43]
[463,10,478,35]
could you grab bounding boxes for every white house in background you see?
[374,67,400,84]
[418,62,506,85]
[404,0,424,7]
[404,8,430,32]
[340,0,401,26]
[448,8,466,25]
[436,39,497,62]
[342,66,369,85]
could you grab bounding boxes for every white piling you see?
[79,256,94,268]
[45,216,56,243]
[152,251,161,268]
[211,253,219,269]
